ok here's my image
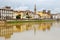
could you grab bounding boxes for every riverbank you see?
[6,19,55,24]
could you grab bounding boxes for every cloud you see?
[0,0,60,13]
[14,6,29,11]
[51,8,60,13]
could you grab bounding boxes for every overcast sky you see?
[0,0,60,13]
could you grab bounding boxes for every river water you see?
[0,21,60,40]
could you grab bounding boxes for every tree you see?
[16,15,21,19]
[26,12,31,19]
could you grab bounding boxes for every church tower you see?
[34,4,36,14]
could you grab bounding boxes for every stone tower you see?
[34,4,36,14]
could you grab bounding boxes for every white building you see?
[52,13,60,19]
[0,6,14,20]
[25,10,40,19]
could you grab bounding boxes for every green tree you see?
[16,15,21,19]
[26,12,31,19]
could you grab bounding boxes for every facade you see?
[0,6,53,20]
[22,10,40,19]
[31,14,40,19]
[14,10,28,19]
[14,11,29,19]
[52,13,60,19]
[37,10,52,19]
[0,6,14,20]
[14,10,36,19]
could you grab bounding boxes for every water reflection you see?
[0,22,53,40]
[0,24,13,39]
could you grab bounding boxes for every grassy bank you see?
[6,20,55,24]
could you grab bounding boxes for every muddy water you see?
[0,22,60,40]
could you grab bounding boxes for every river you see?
[0,21,60,40]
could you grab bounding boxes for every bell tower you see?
[34,4,36,14]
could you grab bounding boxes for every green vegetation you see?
[7,20,55,24]
[16,15,21,19]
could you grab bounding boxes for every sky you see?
[0,0,60,13]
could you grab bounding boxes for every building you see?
[14,10,40,19]
[52,13,60,19]
[25,10,40,19]
[37,10,52,19]
[0,6,52,20]
[13,4,38,20]
[0,6,14,20]
[14,10,34,19]
[14,10,25,19]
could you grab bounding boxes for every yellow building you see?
[13,11,26,19]
[14,10,34,19]
[37,10,52,19]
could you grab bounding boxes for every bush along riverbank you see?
[6,19,55,23]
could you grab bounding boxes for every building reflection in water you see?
[0,22,52,39]
[0,24,13,39]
